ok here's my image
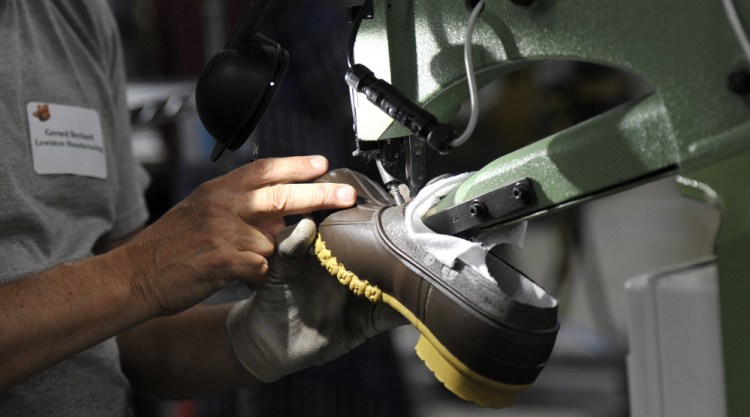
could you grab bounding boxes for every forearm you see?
[117,303,258,400]
[0,156,354,396]
[0,251,151,391]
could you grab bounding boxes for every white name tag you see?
[27,102,107,179]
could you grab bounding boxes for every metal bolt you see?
[510,0,535,6]
[728,70,750,95]
[468,200,488,218]
[512,183,533,204]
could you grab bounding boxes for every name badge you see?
[27,102,107,179]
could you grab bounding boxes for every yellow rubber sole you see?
[314,235,529,408]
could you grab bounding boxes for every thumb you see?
[277,218,317,260]
[267,218,316,283]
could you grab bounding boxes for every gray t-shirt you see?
[0,1,150,415]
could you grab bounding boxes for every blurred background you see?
[107,0,720,416]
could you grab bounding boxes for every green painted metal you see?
[353,0,750,184]
[351,0,750,414]
[433,92,679,221]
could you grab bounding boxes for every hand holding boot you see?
[227,218,406,382]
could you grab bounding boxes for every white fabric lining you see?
[405,173,556,308]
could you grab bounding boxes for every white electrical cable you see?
[449,0,485,148]
[721,0,750,63]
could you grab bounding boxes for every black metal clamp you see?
[422,178,537,235]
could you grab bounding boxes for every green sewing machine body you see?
[350,0,750,414]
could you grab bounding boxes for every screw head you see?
[512,183,533,204]
[728,70,750,95]
[468,200,488,218]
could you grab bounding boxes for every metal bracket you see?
[422,178,537,235]
[346,2,374,23]
[405,136,427,195]
[354,136,428,198]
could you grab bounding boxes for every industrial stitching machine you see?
[195,0,750,414]
[344,0,750,415]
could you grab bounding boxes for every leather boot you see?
[314,169,559,408]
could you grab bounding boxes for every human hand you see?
[114,156,356,316]
[227,218,407,382]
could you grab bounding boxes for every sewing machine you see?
[345,0,750,415]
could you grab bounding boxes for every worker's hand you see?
[227,218,407,382]
[113,156,356,316]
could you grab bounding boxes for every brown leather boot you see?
[314,169,559,408]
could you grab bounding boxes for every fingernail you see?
[336,185,355,203]
[309,155,327,170]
